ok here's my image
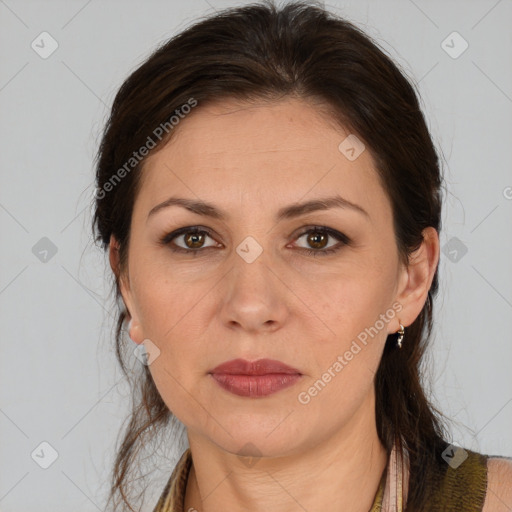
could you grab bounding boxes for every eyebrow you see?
[146,194,369,223]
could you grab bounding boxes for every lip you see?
[209,358,302,398]
[210,358,301,375]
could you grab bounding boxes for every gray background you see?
[1,0,511,510]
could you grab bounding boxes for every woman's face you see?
[116,97,422,457]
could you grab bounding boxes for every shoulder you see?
[482,456,512,512]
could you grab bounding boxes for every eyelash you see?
[158,225,351,258]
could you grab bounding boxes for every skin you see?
[483,458,512,511]
[110,96,440,512]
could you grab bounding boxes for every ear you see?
[109,234,144,344]
[393,227,439,330]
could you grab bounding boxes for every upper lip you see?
[210,358,301,375]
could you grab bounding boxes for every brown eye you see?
[293,227,351,257]
[307,231,329,249]
[160,226,219,253]
[184,231,206,249]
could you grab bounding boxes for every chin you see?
[208,416,309,460]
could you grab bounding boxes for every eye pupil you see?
[308,232,328,249]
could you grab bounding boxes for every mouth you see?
[208,358,303,398]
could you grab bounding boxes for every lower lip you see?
[210,373,302,397]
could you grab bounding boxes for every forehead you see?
[136,97,390,221]
[152,97,353,161]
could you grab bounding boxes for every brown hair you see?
[92,1,450,510]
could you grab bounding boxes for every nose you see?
[219,252,289,334]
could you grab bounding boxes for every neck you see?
[184,389,388,512]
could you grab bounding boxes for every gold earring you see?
[396,322,405,349]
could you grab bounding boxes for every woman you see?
[91,1,512,511]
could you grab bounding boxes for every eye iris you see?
[185,232,205,249]
[308,231,328,249]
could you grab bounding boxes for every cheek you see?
[310,297,388,385]
[302,266,396,401]
[134,268,197,333]
[297,286,389,421]
[136,278,209,423]
[316,264,396,334]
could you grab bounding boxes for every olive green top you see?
[152,447,489,512]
